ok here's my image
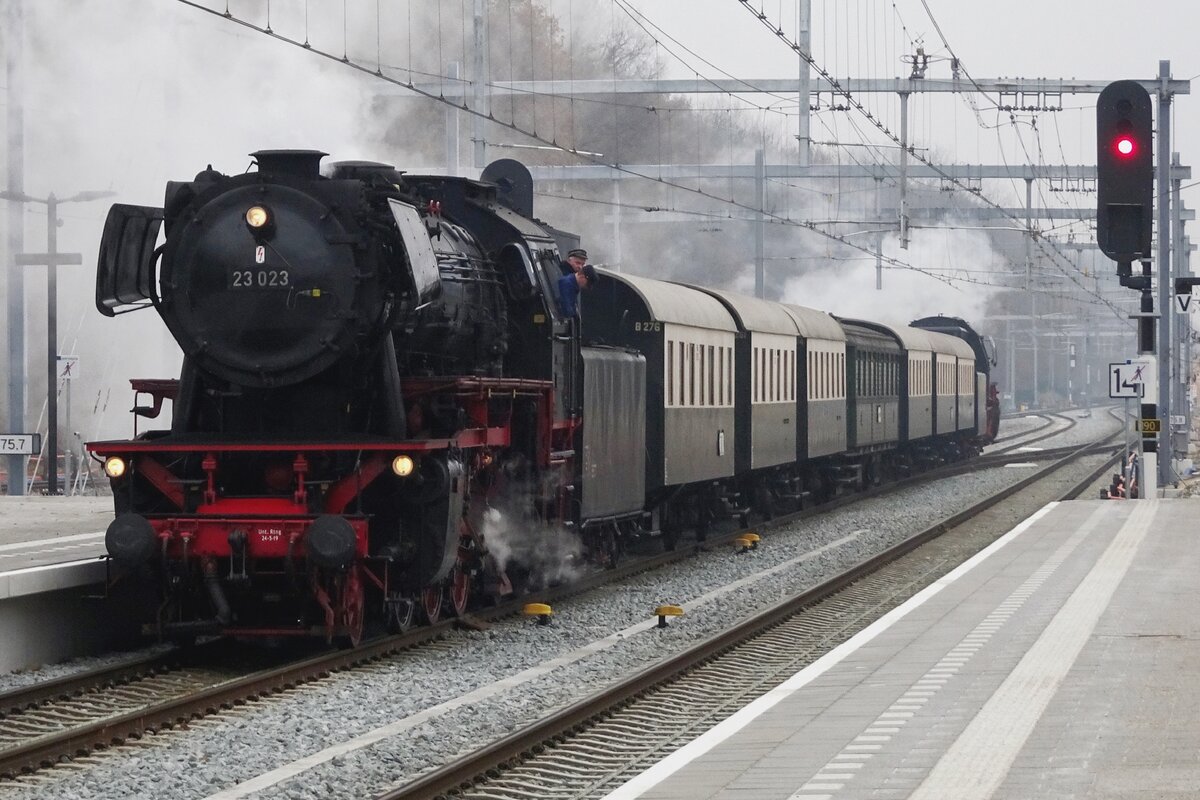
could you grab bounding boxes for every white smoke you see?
[781,226,1004,326]
[478,505,586,589]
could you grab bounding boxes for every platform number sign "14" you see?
[1108,362,1147,399]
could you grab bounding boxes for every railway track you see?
[0,417,1117,782]
[990,410,1059,445]
[988,410,1078,454]
[376,432,1122,799]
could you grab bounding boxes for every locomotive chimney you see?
[251,149,327,179]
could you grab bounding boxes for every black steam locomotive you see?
[90,151,997,644]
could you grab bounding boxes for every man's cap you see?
[581,264,598,284]
[567,248,588,260]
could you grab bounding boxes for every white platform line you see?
[909,500,1156,800]
[599,503,1060,800]
[0,530,103,553]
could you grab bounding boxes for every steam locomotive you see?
[89,151,998,644]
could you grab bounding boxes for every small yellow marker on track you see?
[655,604,684,628]
[744,532,761,550]
[523,602,553,626]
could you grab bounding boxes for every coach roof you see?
[780,303,846,341]
[693,287,801,336]
[598,269,737,332]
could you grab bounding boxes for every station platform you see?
[0,496,111,598]
[0,496,143,673]
[605,498,1199,800]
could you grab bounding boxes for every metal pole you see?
[874,177,883,290]
[796,0,811,166]
[64,378,71,495]
[1007,318,1015,410]
[1084,332,1091,410]
[612,178,622,272]
[1024,178,1034,290]
[46,195,58,495]
[472,0,489,171]
[1186,235,1194,451]
[5,1,26,496]
[898,92,910,249]
[445,62,460,176]
[754,148,765,298]
[1156,60,1172,486]
[1032,295,1039,408]
[1171,154,1184,454]
[1049,336,1057,399]
[1124,397,1130,480]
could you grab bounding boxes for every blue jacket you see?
[558,272,581,317]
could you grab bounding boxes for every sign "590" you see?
[0,434,41,455]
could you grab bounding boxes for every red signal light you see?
[1115,136,1136,157]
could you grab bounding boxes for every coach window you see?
[764,347,770,402]
[667,341,674,406]
[720,345,729,402]
[691,343,700,407]
[786,350,792,401]
[778,349,784,401]
[778,350,784,401]
[788,350,794,401]
[817,351,823,400]
[765,349,771,402]
[763,347,772,402]
[766,348,773,402]
[772,349,779,401]
[678,343,685,406]
[753,346,760,403]
[768,349,774,402]
[716,347,723,406]
[782,350,792,400]
[718,347,723,406]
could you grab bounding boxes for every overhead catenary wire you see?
[175,0,970,290]
[733,0,1128,319]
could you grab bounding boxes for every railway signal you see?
[1095,80,1154,264]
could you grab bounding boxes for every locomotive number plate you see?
[229,269,291,289]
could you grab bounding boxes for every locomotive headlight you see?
[103,456,127,479]
[391,454,415,477]
[245,205,271,229]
